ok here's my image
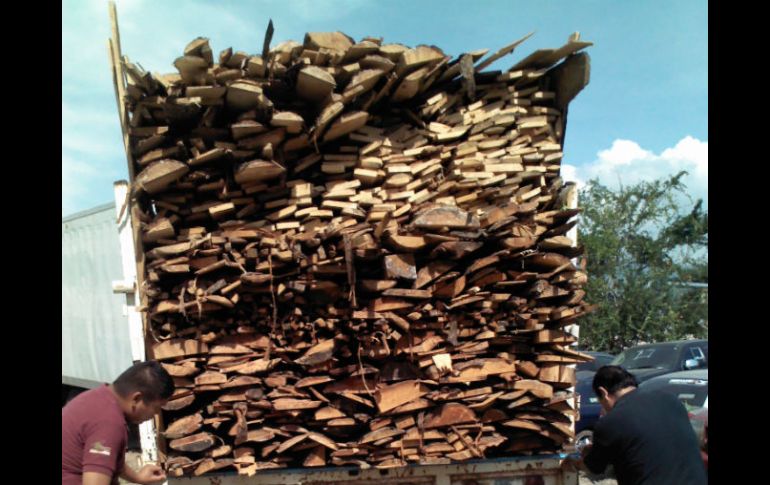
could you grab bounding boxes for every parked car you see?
[576,351,615,374]
[575,374,602,446]
[638,369,708,405]
[638,369,708,468]
[638,369,708,434]
[576,351,615,390]
[574,351,615,447]
[610,339,708,383]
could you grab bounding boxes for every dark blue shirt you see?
[584,389,706,485]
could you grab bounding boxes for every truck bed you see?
[167,454,577,485]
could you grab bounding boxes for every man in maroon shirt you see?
[62,361,175,485]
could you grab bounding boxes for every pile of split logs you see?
[117,25,595,477]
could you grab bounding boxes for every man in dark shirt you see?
[567,365,707,484]
[62,361,175,485]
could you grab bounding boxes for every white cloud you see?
[661,136,708,180]
[565,136,708,207]
[596,139,655,166]
[560,163,583,189]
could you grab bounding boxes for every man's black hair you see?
[592,365,638,396]
[113,361,174,401]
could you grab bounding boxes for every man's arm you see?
[120,462,142,483]
[120,461,167,485]
[582,422,615,474]
[82,471,112,485]
[81,419,126,482]
[561,445,594,473]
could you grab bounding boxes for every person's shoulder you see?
[63,387,95,413]
[597,390,644,423]
[593,407,622,435]
[65,387,104,410]
[618,387,666,405]
[64,386,125,422]
[81,413,129,442]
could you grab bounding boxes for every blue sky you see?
[62,0,707,217]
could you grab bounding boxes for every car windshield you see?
[576,354,614,372]
[611,346,678,370]
[596,354,614,367]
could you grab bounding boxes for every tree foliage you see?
[578,172,708,353]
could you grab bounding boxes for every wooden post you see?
[106,0,167,465]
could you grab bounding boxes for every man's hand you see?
[580,443,593,458]
[134,464,166,485]
[121,462,166,485]
[561,454,583,472]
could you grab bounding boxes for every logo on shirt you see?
[88,442,112,456]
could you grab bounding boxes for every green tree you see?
[577,172,708,353]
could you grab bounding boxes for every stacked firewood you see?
[120,27,594,477]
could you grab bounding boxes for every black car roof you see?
[623,339,707,350]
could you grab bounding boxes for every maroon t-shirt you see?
[62,385,128,485]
